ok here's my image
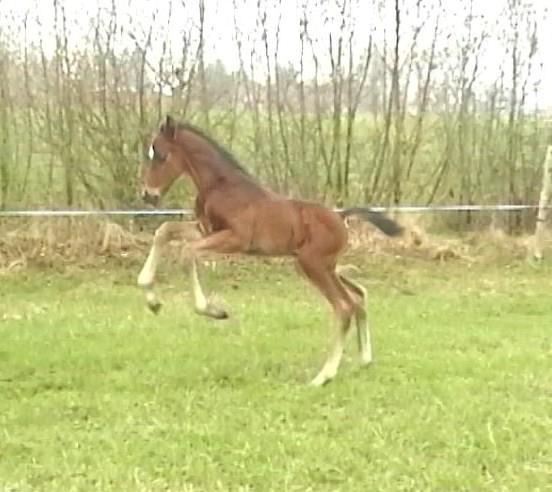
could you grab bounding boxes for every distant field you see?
[3,107,548,218]
[0,255,551,491]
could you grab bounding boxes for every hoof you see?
[309,374,333,387]
[359,357,373,367]
[148,301,162,315]
[211,307,229,320]
[213,310,229,320]
[197,305,229,320]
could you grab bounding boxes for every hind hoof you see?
[196,305,229,320]
[309,375,333,387]
[360,357,373,367]
[211,308,229,320]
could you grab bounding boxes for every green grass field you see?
[1,254,551,491]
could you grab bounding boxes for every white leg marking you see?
[310,319,348,387]
[356,308,373,366]
[340,274,373,367]
[191,258,208,312]
[360,320,373,366]
[189,256,228,319]
[145,289,159,306]
[138,243,162,312]
[138,243,160,288]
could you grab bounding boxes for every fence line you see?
[0,209,194,218]
[0,204,547,218]
[335,204,545,213]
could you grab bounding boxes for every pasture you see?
[1,254,551,491]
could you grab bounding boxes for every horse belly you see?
[248,205,304,255]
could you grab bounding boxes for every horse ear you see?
[161,114,176,140]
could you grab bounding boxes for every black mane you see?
[177,122,254,179]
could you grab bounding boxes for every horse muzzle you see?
[141,189,160,206]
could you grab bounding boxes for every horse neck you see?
[180,154,219,193]
[177,131,245,194]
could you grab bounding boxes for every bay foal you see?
[137,116,402,386]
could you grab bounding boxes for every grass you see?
[0,254,551,491]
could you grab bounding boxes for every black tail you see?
[338,207,403,237]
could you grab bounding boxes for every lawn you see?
[0,254,551,491]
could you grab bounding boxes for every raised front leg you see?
[190,258,228,319]
[139,225,244,318]
[138,221,199,313]
[188,229,244,319]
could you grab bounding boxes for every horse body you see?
[197,184,346,257]
[138,115,402,386]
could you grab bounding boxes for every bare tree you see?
[0,0,549,232]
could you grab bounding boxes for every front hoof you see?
[148,301,162,315]
[309,375,332,387]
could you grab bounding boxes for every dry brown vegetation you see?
[1,216,548,274]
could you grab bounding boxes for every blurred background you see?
[0,0,550,233]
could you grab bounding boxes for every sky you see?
[1,0,551,109]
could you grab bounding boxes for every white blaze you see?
[148,145,154,160]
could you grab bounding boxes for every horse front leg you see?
[137,221,199,313]
[189,229,244,320]
[190,257,228,319]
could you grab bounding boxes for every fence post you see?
[533,145,552,260]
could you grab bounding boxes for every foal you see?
[137,115,403,386]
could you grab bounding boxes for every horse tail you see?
[337,207,403,237]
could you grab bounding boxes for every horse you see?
[137,115,403,386]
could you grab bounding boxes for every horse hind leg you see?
[297,257,355,386]
[338,271,372,366]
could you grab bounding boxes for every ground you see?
[0,253,551,491]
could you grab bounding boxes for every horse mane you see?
[177,122,254,179]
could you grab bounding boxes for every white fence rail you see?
[0,204,546,218]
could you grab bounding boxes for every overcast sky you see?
[2,0,551,108]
